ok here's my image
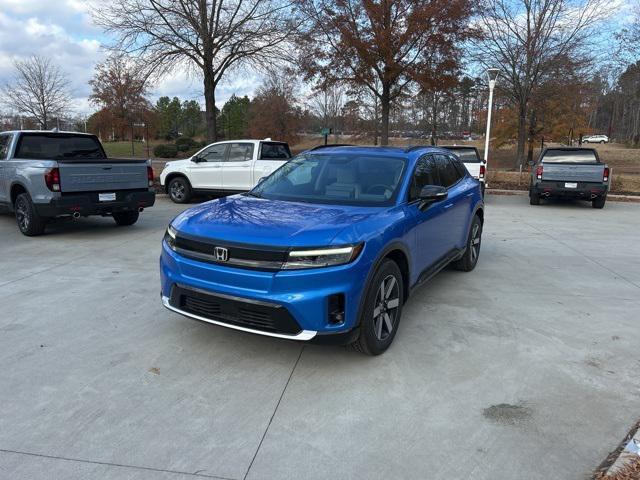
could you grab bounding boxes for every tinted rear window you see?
[16,134,105,160]
[542,149,598,164]
[260,142,291,160]
[445,148,481,163]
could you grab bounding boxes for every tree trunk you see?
[516,103,527,168]
[203,69,217,143]
[380,84,390,146]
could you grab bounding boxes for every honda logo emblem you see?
[214,246,228,262]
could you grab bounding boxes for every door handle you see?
[444,203,454,209]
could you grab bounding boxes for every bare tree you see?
[2,56,71,130]
[93,0,299,142]
[474,0,606,167]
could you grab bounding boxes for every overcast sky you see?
[0,0,263,117]
[0,0,632,118]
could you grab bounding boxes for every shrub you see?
[153,144,178,158]
[175,137,197,152]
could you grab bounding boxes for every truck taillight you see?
[603,167,609,182]
[536,165,543,180]
[479,164,486,179]
[44,168,60,192]
[147,166,154,187]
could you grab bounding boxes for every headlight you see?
[282,244,363,270]
[164,224,177,249]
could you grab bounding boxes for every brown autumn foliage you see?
[296,0,477,145]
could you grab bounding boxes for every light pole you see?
[483,68,500,165]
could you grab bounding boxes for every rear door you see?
[0,133,11,203]
[221,142,255,190]
[253,142,291,183]
[189,143,227,189]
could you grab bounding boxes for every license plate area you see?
[99,192,116,202]
[565,182,578,189]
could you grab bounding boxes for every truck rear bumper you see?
[533,181,607,199]
[34,189,156,217]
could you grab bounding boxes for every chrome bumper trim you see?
[161,295,317,341]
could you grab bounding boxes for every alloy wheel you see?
[170,181,185,201]
[15,198,29,231]
[470,222,481,264]
[372,274,400,341]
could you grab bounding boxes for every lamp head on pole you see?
[487,68,500,88]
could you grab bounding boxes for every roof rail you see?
[309,144,354,151]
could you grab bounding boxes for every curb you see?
[486,189,640,203]
[594,421,640,478]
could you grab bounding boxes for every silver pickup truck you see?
[529,147,610,209]
[0,130,156,235]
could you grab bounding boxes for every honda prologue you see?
[160,146,484,355]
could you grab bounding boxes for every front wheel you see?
[113,211,139,226]
[453,215,482,272]
[168,176,192,204]
[14,192,47,236]
[349,259,404,356]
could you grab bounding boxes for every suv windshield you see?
[250,153,406,206]
[542,149,598,164]
[15,133,106,160]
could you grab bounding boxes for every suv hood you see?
[172,195,380,247]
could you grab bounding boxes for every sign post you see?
[321,127,332,146]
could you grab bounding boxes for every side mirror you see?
[191,155,201,163]
[257,176,267,185]
[419,185,448,209]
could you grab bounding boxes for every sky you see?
[0,0,262,117]
[0,0,633,119]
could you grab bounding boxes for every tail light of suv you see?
[536,165,543,180]
[603,167,609,182]
[479,164,486,179]
[44,168,61,192]
[147,166,154,187]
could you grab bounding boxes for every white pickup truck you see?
[160,139,291,203]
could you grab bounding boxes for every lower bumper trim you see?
[161,295,317,341]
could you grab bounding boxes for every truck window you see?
[15,133,106,160]
[448,148,481,163]
[0,135,9,160]
[199,144,227,162]
[542,149,598,164]
[260,142,291,160]
[226,143,254,162]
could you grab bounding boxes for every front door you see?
[189,143,227,189]
[222,142,255,190]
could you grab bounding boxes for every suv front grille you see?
[171,285,302,335]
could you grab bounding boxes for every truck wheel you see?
[592,195,606,209]
[113,211,139,226]
[349,259,404,356]
[453,215,482,272]
[481,183,486,198]
[529,189,541,205]
[168,177,192,204]
[600,140,605,144]
[14,192,46,236]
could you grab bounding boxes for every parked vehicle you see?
[529,147,610,208]
[0,130,155,236]
[160,146,484,355]
[441,145,486,196]
[160,139,291,203]
[582,134,609,144]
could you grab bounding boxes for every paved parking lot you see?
[1,195,639,480]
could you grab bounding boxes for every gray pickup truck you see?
[0,130,155,235]
[529,147,610,208]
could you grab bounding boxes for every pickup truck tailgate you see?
[542,163,604,183]
[59,161,149,193]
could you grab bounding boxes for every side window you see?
[260,143,291,160]
[435,154,462,188]
[409,156,438,202]
[199,144,227,162]
[0,135,9,159]
[226,143,254,162]
[451,157,468,178]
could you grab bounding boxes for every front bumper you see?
[160,240,372,341]
[533,181,607,198]
[34,189,155,217]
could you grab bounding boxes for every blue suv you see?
[160,146,484,355]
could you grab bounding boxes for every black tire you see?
[592,195,606,209]
[113,211,139,226]
[600,140,605,144]
[349,259,404,356]
[14,192,47,236]
[481,183,486,198]
[529,188,540,205]
[453,215,483,272]
[168,176,192,204]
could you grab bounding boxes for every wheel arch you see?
[164,173,191,193]
[10,182,28,206]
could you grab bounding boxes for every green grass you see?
[102,141,155,159]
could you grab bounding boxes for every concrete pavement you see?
[0,195,638,479]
